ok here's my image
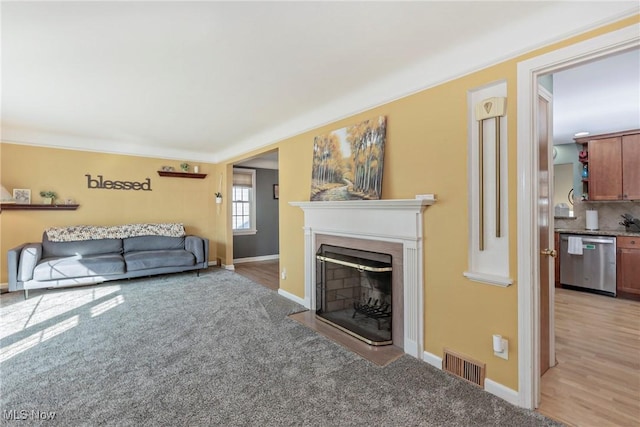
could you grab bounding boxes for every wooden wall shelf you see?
[1,204,80,211]
[157,171,207,179]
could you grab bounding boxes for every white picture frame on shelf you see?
[13,188,31,204]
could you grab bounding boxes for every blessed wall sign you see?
[85,174,152,191]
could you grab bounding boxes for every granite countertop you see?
[555,228,640,237]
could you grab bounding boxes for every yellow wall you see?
[0,144,219,281]
[1,15,637,393]
[231,16,637,390]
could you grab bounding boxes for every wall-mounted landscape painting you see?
[310,116,387,201]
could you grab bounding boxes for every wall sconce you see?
[215,192,223,204]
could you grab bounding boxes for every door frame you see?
[516,23,639,409]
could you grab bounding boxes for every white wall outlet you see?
[281,268,287,280]
[494,337,509,360]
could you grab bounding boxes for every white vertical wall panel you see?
[464,81,513,287]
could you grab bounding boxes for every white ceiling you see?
[552,48,640,145]
[2,1,639,163]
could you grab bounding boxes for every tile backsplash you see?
[555,201,640,231]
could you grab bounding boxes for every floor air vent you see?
[442,348,486,388]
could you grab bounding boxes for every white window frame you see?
[232,168,257,235]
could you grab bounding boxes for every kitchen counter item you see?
[619,214,640,232]
[560,234,616,296]
[555,203,571,217]
[586,210,599,230]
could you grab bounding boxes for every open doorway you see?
[517,24,639,425]
[537,47,640,426]
[232,150,280,290]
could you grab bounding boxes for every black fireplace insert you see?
[315,244,392,345]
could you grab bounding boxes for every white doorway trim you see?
[516,23,640,409]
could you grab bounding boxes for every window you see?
[232,168,256,235]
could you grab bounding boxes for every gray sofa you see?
[8,232,209,298]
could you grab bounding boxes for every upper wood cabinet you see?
[576,129,640,201]
[622,133,640,200]
[588,136,622,200]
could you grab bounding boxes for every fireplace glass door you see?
[316,244,392,345]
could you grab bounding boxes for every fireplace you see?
[289,197,436,358]
[316,244,393,345]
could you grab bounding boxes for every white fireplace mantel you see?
[289,197,436,358]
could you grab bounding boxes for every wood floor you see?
[233,259,279,291]
[537,288,640,427]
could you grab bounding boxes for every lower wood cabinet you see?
[617,236,640,296]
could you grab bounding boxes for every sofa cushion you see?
[42,233,123,258]
[123,236,186,253]
[33,254,125,281]
[124,249,195,271]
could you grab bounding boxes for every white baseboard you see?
[423,350,443,370]
[234,254,279,264]
[484,378,519,406]
[222,264,235,271]
[207,260,218,267]
[277,288,308,308]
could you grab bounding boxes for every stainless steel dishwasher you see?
[559,234,617,296]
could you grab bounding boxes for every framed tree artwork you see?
[310,116,386,201]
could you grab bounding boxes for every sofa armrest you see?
[18,244,43,282]
[8,243,41,291]
[185,236,208,265]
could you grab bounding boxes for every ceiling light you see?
[574,131,590,137]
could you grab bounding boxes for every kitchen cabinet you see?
[622,133,640,199]
[576,130,640,201]
[617,236,640,296]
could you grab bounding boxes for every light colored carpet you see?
[0,269,562,426]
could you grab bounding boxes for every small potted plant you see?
[180,162,190,172]
[39,190,57,205]
[215,192,223,204]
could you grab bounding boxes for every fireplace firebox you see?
[315,244,393,345]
